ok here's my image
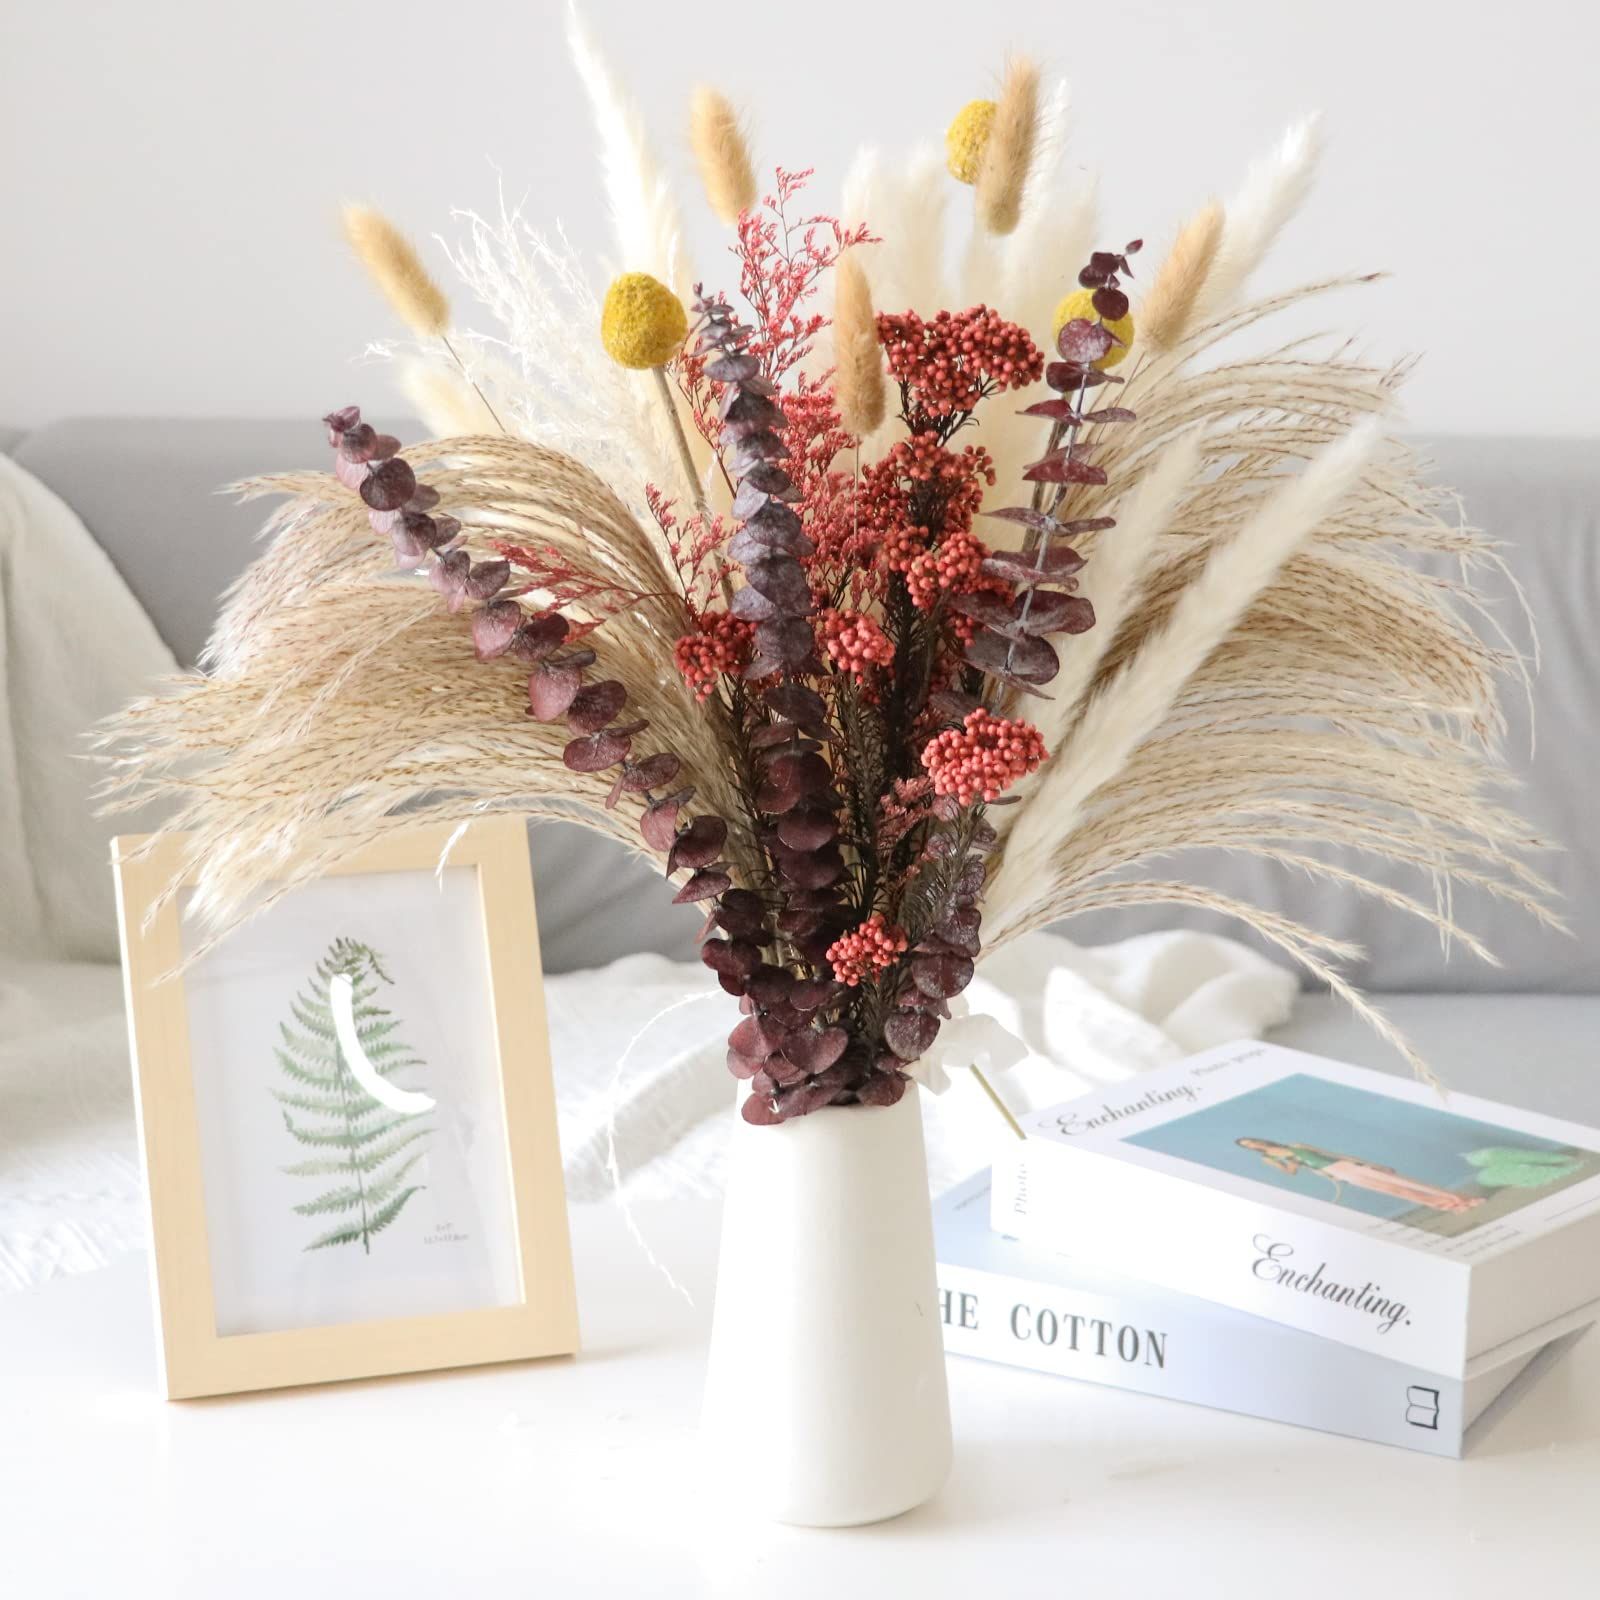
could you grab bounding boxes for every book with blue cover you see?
[936,1171,1590,1457]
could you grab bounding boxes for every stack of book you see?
[937,1041,1600,1455]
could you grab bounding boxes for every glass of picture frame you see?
[112,817,577,1399]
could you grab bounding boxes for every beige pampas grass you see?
[567,5,689,295]
[689,85,757,224]
[1139,200,1225,354]
[832,252,886,439]
[1196,114,1322,318]
[100,434,748,944]
[975,55,1041,236]
[342,205,450,339]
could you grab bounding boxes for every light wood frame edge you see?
[112,817,578,1400]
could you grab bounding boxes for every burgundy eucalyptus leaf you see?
[1046,363,1121,391]
[360,456,418,512]
[405,484,441,513]
[980,547,1086,583]
[430,548,470,609]
[746,967,795,1007]
[323,405,362,443]
[713,888,767,939]
[1020,590,1096,634]
[545,647,597,673]
[728,585,777,622]
[795,923,839,966]
[779,844,844,891]
[701,937,761,981]
[640,798,683,853]
[1086,406,1137,424]
[508,612,570,662]
[566,680,628,733]
[765,750,831,796]
[744,558,813,613]
[783,1026,848,1075]
[610,719,649,739]
[752,616,814,667]
[1092,286,1130,321]
[620,752,682,792]
[726,1047,766,1081]
[764,683,828,725]
[731,432,790,466]
[730,1014,787,1059]
[963,628,1060,685]
[338,422,377,461]
[367,433,402,461]
[749,721,800,749]
[950,592,1016,631]
[1056,319,1115,365]
[884,1009,939,1062]
[705,351,761,382]
[790,977,839,1013]
[672,867,732,904]
[473,601,524,661]
[740,1087,783,1125]
[912,953,976,1000]
[741,499,805,542]
[776,807,838,851]
[764,1053,809,1087]
[563,730,631,773]
[335,454,371,493]
[1016,398,1082,421]
[856,1070,908,1108]
[729,525,816,564]
[1023,450,1108,487]
[721,388,789,434]
[667,815,728,872]
[938,905,982,956]
[465,558,510,600]
[527,662,582,721]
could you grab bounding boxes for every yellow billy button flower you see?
[601,273,688,369]
[945,100,997,185]
[1051,287,1136,370]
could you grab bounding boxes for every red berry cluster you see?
[674,611,754,702]
[826,912,910,988]
[818,608,894,682]
[921,709,1048,805]
[875,306,1043,419]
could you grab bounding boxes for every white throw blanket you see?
[0,454,177,962]
[0,458,1297,1291]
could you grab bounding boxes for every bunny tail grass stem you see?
[440,335,506,433]
[970,1064,1026,1140]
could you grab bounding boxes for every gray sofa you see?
[6,418,1596,1099]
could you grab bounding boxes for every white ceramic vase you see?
[700,1086,953,1527]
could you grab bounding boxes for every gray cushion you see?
[8,420,1595,987]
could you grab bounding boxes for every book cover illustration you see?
[1128,1071,1600,1241]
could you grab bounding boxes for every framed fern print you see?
[112,818,577,1399]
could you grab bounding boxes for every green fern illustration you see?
[272,936,432,1254]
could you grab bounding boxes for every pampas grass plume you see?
[342,205,450,339]
[1140,200,1225,354]
[975,56,1041,237]
[833,252,886,439]
[689,86,757,224]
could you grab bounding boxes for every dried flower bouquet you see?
[103,25,1557,1128]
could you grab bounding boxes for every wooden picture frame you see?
[112,817,577,1399]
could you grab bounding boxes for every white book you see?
[991,1042,1600,1376]
[939,1173,1590,1458]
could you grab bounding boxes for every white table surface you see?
[4,1195,1597,1597]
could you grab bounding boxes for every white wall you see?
[3,0,1596,435]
